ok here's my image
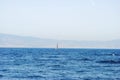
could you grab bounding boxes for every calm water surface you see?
[0,48,120,80]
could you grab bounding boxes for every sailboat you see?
[56,43,58,49]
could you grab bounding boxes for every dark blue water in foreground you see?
[0,48,120,80]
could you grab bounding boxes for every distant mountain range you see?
[0,33,120,49]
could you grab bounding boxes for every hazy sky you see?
[0,0,120,41]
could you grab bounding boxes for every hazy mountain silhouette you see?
[0,33,120,48]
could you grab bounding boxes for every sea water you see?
[0,48,120,80]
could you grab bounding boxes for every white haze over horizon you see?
[0,0,120,41]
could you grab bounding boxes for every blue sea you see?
[0,48,120,80]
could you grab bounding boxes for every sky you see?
[0,0,120,41]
